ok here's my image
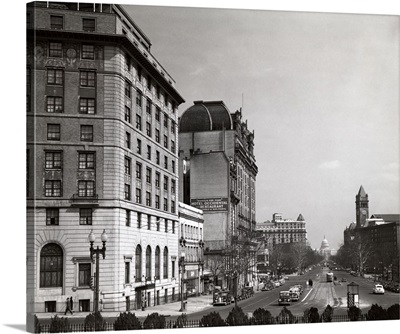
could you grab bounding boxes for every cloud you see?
[319,160,341,169]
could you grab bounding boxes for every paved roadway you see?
[186,266,400,320]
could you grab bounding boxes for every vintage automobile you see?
[289,287,300,302]
[373,284,385,295]
[213,290,232,306]
[278,291,291,305]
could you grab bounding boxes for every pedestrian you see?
[70,296,74,314]
[64,298,73,315]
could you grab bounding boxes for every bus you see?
[326,272,333,282]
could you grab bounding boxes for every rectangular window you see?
[147,215,151,230]
[137,66,142,81]
[80,71,96,87]
[125,106,131,123]
[165,220,168,233]
[124,157,131,175]
[79,208,93,225]
[156,85,161,99]
[155,107,161,121]
[78,181,95,197]
[49,42,62,58]
[50,15,63,29]
[136,188,141,204]
[125,81,131,98]
[79,98,96,114]
[81,125,93,142]
[171,260,175,278]
[46,97,63,113]
[78,152,95,169]
[45,151,62,169]
[126,210,131,227]
[156,219,160,232]
[137,212,141,228]
[171,179,176,194]
[163,135,168,149]
[137,139,141,154]
[171,140,175,154]
[146,191,151,206]
[164,156,168,169]
[155,195,160,209]
[164,176,168,191]
[155,172,160,188]
[155,129,160,143]
[136,89,142,107]
[79,263,91,286]
[46,208,59,225]
[47,69,63,85]
[47,124,60,141]
[125,132,131,149]
[172,160,175,173]
[172,101,176,114]
[125,262,130,284]
[171,121,176,134]
[124,184,131,200]
[146,122,151,137]
[164,197,168,211]
[125,54,131,71]
[156,151,160,165]
[82,44,94,60]
[172,221,175,234]
[147,75,151,89]
[147,145,151,160]
[146,98,152,115]
[136,162,142,179]
[146,167,152,184]
[82,18,96,31]
[163,115,168,128]
[45,180,61,197]
[171,200,175,213]
[136,114,142,131]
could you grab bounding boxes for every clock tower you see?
[355,185,369,228]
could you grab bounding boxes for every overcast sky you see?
[122,3,399,250]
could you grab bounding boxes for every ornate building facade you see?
[26,1,185,320]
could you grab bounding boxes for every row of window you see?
[48,42,95,60]
[125,211,176,234]
[123,184,176,213]
[44,180,95,198]
[47,124,93,141]
[124,158,176,192]
[125,136,176,172]
[40,243,176,288]
[49,15,96,32]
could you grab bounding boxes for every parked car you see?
[373,284,385,294]
[294,284,304,294]
[213,291,232,306]
[341,277,347,282]
[273,281,280,288]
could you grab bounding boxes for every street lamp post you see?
[88,229,108,314]
[179,250,186,312]
[198,240,205,296]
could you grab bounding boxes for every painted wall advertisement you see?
[190,198,228,212]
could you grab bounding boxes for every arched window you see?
[155,246,160,279]
[40,243,63,288]
[135,245,142,282]
[163,247,168,279]
[146,246,151,279]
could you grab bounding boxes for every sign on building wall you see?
[190,198,228,212]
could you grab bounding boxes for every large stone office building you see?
[26,2,185,317]
[178,101,258,287]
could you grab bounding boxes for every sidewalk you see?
[36,293,216,321]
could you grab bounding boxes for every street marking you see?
[301,288,313,302]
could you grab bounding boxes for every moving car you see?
[373,284,385,294]
[213,290,232,305]
[278,291,291,305]
[288,287,300,301]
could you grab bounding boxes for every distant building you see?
[178,101,258,288]
[319,236,336,259]
[343,186,399,281]
[256,213,307,247]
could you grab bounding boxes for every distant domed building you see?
[319,236,336,259]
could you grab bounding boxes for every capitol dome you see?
[320,236,329,250]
